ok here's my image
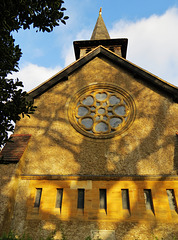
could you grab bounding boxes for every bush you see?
[0,231,54,240]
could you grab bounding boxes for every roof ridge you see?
[27,45,178,102]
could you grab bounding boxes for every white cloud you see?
[11,7,178,93]
[63,7,178,87]
[76,29,91,40]
[64,45,75,67]
[11,63,62,92]
[63,29,92,67]
[110,7,178,87]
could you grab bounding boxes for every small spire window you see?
[109,46,115,52]
[86,48,92,54]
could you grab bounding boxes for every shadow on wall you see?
[174,134,178,173]
[1,181,178,240]
[4,70,178,239]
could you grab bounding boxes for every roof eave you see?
[28,46,178,102]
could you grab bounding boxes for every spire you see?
[73,8,128,60]
[90,8,110,40]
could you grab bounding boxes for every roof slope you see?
[0,134,31,163]
[91,10,110,40]
[28,45,178,102]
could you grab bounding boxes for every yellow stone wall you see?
[0,164,18,233]
[6,177,178,239]
[26,179,178,223]
[1,55,178,239]
[14,56,178,176]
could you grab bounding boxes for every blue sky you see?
[12,0,178,90]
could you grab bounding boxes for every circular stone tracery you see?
[68,83,136,139]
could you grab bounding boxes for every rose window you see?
[68,83,136,139]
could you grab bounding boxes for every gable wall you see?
[14,56,178,176]
[2,55,178,239]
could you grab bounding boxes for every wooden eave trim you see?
[28,47,101,99]
[21,174,178,181]
[0,160,19,164]
[28,45,178,102]
[99,47,178,102]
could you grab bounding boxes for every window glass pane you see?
[110,117,122,128]
[83,96,94,105]
[100,189,107,210]
[34,188,42,208]
[114,106,126,116]
[78,107,88,117]
[98,108,105,114]
[109,95,120,105]
[167,189,177,211]
[144,189,154,212]
[96,93,107,101]
[95,122,109,132]
[68,83,136,139]
[122,189,130,210]
[77,189,85,209]
[81,118,93,128]
[56,189,63,209]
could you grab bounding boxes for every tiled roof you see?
[0,134,31,163]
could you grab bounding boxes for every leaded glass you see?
[68,83,136,139]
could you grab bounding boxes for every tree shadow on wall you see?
[174,134,178,173]
[9,74,178,239]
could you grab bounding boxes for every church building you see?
[0,9,178,240]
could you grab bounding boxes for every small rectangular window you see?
[167,189,177,212]
[56,189,63,209]
[34,188,42,208]
[109,46,115,52]
[100,189,107,212]
[122,189,130,210]
[144,189,154,213]
[77,189,85,209]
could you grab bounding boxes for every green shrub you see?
[0,231,54,240]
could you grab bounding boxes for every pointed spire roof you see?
[73,8,128,60]
[90,8,110,40]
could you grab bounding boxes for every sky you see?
[12,0,178,91]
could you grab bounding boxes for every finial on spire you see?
[90,7,110,40]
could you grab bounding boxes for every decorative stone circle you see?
[68,83,136,139]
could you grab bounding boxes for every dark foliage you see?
[0,0,68,148]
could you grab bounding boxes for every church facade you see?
[0,10,178,240]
